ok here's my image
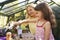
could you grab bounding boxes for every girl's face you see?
[27,6,36,17]
[36,11,43,19]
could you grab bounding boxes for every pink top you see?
[35,22,54,40]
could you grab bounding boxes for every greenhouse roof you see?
[0,0,60,19]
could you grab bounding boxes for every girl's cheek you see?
[36,14,39,17]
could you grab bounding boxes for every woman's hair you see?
[34,2,56,28]
[26,4,36,18]
[26,5,33,18]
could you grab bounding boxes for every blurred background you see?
[0,0,60,40]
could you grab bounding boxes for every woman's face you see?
[27,6,36,17]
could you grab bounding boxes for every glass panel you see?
[29,0,35,3]
[53,0,60,5]
[0,0,6,3]
[0,16,7,27]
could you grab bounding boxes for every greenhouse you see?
[0,0,60,40]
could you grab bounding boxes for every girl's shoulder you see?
[45,21,51,25]
[45,21,50,25]
[42,21,50,26]
[44,21,51,28]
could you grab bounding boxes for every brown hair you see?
[34,2,56,28]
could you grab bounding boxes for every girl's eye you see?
[30,9,32,11]
[36,13,38,14]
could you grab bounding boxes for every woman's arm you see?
[44,22,51,40]
[13,18,38,25]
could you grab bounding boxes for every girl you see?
[34,2,56,40]
[13,3,56,40]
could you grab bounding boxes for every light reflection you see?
[53,0,60,5]
[0,0,6,3]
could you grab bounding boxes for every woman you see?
[25,4,38,34]
[13,4,37,25]
[12,4,38,35]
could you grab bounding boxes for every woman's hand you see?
[12,20,24,25]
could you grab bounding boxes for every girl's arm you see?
[44,22,51,40]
